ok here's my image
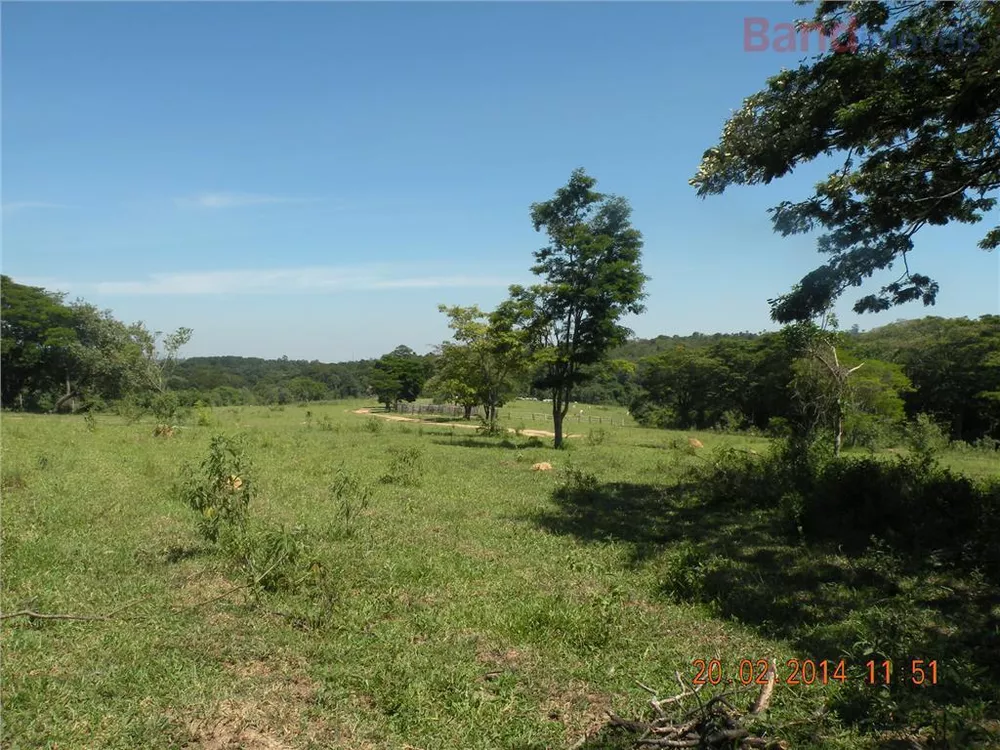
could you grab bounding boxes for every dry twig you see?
[609,665,789,749]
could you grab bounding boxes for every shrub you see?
[765,416,792,438]
[149,391,180,422]
[560,467,600,495]
[83,412,98,433]
[475,416,505,437]
[329,468,373,538]
[363,417,383,434]
[115,395,145,424]
[380,446,424,487]
[693,435,1000,582]
[586,427,608,446]
[906,412,949,465]
[194,401,215,427]
[715,409,746,433]
[656,541,727,603]
[973,435,1000,453]
[843,412,897,451]
[219,520,318,594]
[177,434,255,542]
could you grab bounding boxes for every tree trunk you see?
[463,404,473,420]
[52,389,79,414]
[834,398,843,458]
[552,391,565,448]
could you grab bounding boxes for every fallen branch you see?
[608,666,791,750]
[0,610,113,622]
[1,593,155,623]
[748,659,776,716]
[171,552,288,613]
[2,557,286,625]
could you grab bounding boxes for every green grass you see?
[2,402,996,748]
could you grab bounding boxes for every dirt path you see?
[350,408,582,439]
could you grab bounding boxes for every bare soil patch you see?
[350,407,582,439]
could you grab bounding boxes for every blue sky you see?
[3,1,997,361]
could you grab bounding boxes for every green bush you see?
[115,395,145,424]
[149,391,180,422]
[714,409,746,433]
[194,401,214,427]
[380,446,425,487]
[559,467,600,496]
[906,412,950,465]
[475,416,505,437]
[694,435,1000,582]
[329,468,373,538]
[973,435,1000,453]
[177,434,255,542]
[586,427,608,446]
[219,520,318,594]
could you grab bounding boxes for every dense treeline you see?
[621,316,999,444]
[168,355,378,406]
[3,275,997,443]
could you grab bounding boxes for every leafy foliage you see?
[370,346,430,410]
[328,467,374,539]
[692,1,1000,322]
[380,446,425,487]
[513,168,648,447]
[177,434,255,542]
[432,302,530,429]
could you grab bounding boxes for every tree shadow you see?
[526,475,1000,735]
[430,437,547,451]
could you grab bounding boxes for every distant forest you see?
[3,275,998,445]
[169,317,1000,445]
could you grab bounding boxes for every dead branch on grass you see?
[611,662,786,749]
[2,555,289,625]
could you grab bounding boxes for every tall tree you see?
[369,347,427,410]
[859,314,1000,439]
[1,276,75,408]
[139,326,194,393]
[691,1,999,323]
[435,302,529,430]
[789,318,912,455]
[0,276,189,411]
[513,169,648,447]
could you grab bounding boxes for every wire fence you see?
[389,402,630,427]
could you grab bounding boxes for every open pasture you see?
[2,402,997,748]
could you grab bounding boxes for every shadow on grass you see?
[161,543,211,564]
[430,437,547,451]
[528,474,1000,741]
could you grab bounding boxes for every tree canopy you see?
[513,168,648,447]
[432,302,529,428]
[0,275,187,411]
[692,1,999,323]
[369,346,429,410]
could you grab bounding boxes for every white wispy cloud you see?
[20,266,512,296]
[2,201,70,215]
[174,192,327,209]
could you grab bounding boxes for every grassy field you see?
[2,401,997,749]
